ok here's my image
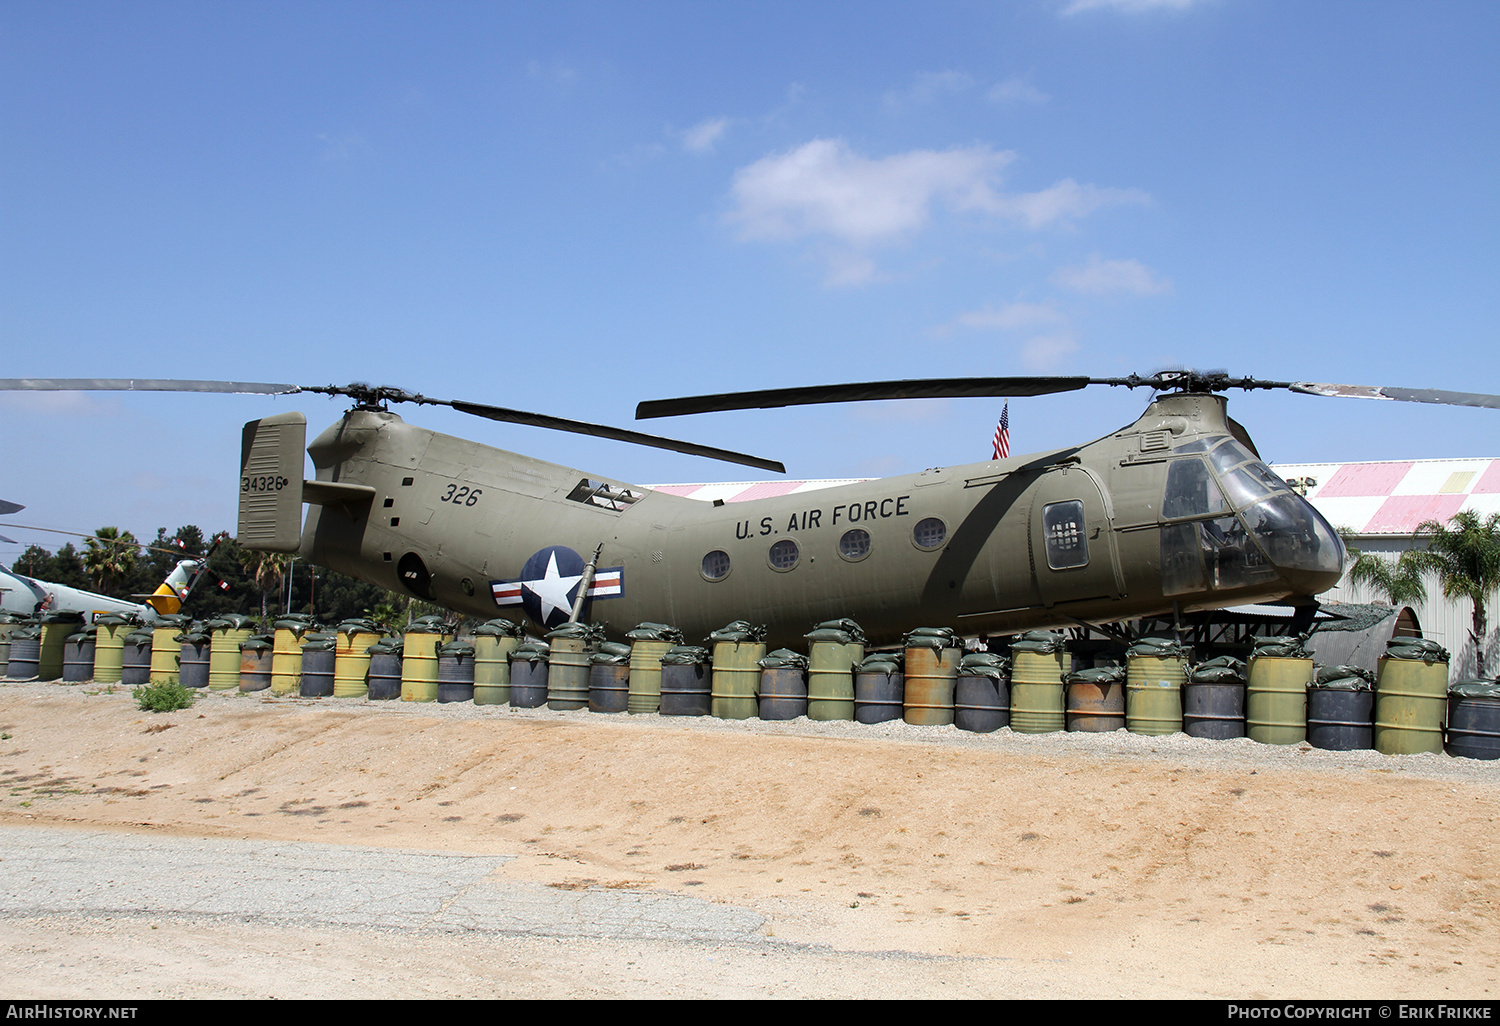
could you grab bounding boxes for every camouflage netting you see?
[661,645,710,665]
[759,648,809,670]
[1250,633,1311,659]
[1009,630,1065,654]
[1064,665,1126,687]
[1449,679,1500,699]
[1384,637,1450,663]
[1188,656,1247,684]
[707,621,767,643]
[958,651,1010,680]
[1310,663,1376,691]
[804,618,867,645]
[1126,636,1188,659]
[903,626,958,650]
[626,622,683,643]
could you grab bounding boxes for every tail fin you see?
[238,412,306,552]
[142,557,198,615]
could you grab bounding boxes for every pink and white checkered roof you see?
[654,458,1500,539]
[1270,458,1500,537]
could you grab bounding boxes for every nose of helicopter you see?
[1244,491,1347,596]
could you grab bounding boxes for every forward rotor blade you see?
[1290,382,1500,410]
[636,376,1093,419]
[0,378,304,395]
[448,401,785,473]
[0,499,23,516]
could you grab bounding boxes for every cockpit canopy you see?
[1160,435,1345,596]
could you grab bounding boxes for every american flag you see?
[991,402,1010,460]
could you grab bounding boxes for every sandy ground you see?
[0,679,1496,1000]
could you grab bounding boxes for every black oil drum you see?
[6,632,41,680]
[589,663,630,713]
[660,661,711,717]
[62,635,97,683]
[508,657,549,708]
[758,666,808,721]
[121,634,153,686]
[178,638,212,689]
[437,642,476,704]
[366,649,403,701]
[855,670,903,724]
[955,674,1009,733]
[1182,682,1246,740]
[1446,682,1500,760]
[299,643,336,697]
[1307,686,1374,751]
[239,639,273,693]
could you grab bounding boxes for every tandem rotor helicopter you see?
[2,373,1496,647]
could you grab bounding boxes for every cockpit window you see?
[1162,457,1227,519]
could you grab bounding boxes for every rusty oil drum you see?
[1065,669,1125,732]
[660,658,711,716]
[238,638,273,692]
[903,646,960,726]
[758,666,808,721]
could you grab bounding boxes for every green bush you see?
[134,680,196,713]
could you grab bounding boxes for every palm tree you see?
[1406,511,1500,677]
[1344,534,1429,608]
[83,527,140,595]
[241,550,294,623]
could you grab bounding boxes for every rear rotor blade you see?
[449,401,785,473]
[636,376,1093,419]
[1290,382,1500,410]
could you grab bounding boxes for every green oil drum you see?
[207,621,253,691]
[547,636,592,710]
[903,646,960,726]
[473,633,519,705]
[271,626,305,694]
[92,615,135,684]
[1374,655,1448,755]
[1247,656,1313,744]
[1126,653,1187,736]
[148,624,183,684]
[711,640,765,720]
[39,614,84,681]
[400,627,442,702]
[628,639,674,715]
[333,625,380,697]
[1010,648,1067,734]
[808,640,862,721]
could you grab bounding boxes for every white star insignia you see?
[522,551,583,624]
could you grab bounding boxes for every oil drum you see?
[474,624,521,706]
[508,645,549,708]
[1010,636,1067,734]
[589,660,630,713]
[1065,666,1125,732]
[208,617,255,691]
[854,660,903,724]
[271,624,306,695]
[400,626,443,702]
[365,641,403,700]
[546,635,591,711]
[758,664,809,721]
[120,631,153,685]
[238,637,273,692]
[62,630,97,683]
[5,628,41,680]
[333,623,380,698]
[955,674,1008,733]
[807,640,861,721]
[627,639,674,715]
[903,645,959,726]
[1445,681,1500,760]
[437,640,476,704]
[178,633,212,689]
[1125,652,1186,736]
[711,640,764,720]
[660,647,711,716]
[92,615,136,684]
[1247,656,1313,745]
[40,614,84,681]
[1374,652,1448,755]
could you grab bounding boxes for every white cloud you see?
[1053,254,1173,295]
[956,301,1068,331]
[727,139,1016,247]
[1061,0,1204,14]
[682,116,729,154]
[987,76,1049,105]
[725,139,1150,285]
[1020,332,1080,371]
[884,70,975,109]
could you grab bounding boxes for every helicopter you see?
[2,373,1496,648]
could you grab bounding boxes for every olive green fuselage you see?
[297,393,1345,647]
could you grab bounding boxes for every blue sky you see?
[2,0,1497,561]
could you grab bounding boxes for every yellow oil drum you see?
[91,615,135,684]
[712,640,765,720]
[1246,656,1313,744]
[1374,655,1448,755]
[208,618,255,691]
[270,625,306,695]
[333,624,380,697]
[39,614,84,681]
[628,639,675,715]
[1010,647,1067,734]
[903,646,960,726]
[400,627,442,702]
[1126,653,1187,736]
[808,640,863,721]
[474,633,519,705]
[547,635,592,710]
[149,624,183,684]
